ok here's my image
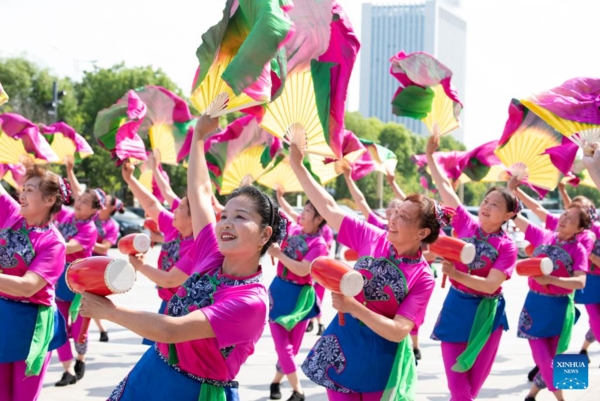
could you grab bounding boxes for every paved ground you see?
[42,246,600,400]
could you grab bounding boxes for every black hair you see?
[484,186,519,220]
[108,195,125,216]
[23,165,72,217]
[305,200,327,229]
[405,193,445,244]
[226,186,282,256]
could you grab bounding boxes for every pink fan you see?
[0,113,59,165]
[40,122,94,164]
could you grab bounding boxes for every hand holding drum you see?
[516,257,553,277]
[310,257,364,326]
[118,233,151,255]
[66,256,136,343]
[429,236,476,288]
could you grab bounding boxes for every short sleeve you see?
[579,231,594,257]
[396,270,434,327]
[337,216,386,254]
[367,213,387,230]
[491,239,518,279]
[171,197,181,211]
[103,220,120,246]
[303,240,329,263]
[158,210,175,237]
[573,244,588,273]
[0,194,20,228]
[201,287,268,348]
[525,223,550,248]
[29,238,66,286]
[177,223,223,276]
[545,214,559,231]
[451,205,479,237]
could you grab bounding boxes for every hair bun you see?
[59,177,74,205]
[434,201,454,227]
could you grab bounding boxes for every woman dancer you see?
[81,114,280,400]
[66,159,122,342]
[427,136,519,401]
[275,188,331,336]
[268,190,329,401]
[120,162,194,333]
[54,178,102,386]
[510,178,589,401]
[0,166,70,400]
[288,142,442,400]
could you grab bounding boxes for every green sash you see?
[25,305,55,376]
[556,292,575,355]
[198,383,227,401]
[381,336,417,400]
[274,285,316,331]
[452,297,498,372]
[68,293,82,322]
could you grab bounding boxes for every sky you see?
[2,0,600,148]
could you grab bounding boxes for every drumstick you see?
[78,317,91,344]
[338,312,345,326]
[441,274,447,288]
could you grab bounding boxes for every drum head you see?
[460,243,476,264]
[340,271,364,297]
[105,259,136,294]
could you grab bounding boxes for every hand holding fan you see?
[40,122,94,164]
[354,138,398,180]
[190,0,293,117]
[521,78,600,156]
[0,83,8,106]
[93,91,148,165]
[0,113,59,165]
[390,51,463,137]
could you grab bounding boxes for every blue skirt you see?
[0,297,67,363]
[108,346,239,401]
[268,277,319,322]
[432,287,508,343]
[142,300,168,346]
[517,291,581,339]
[575,274,600,304]
[302,314,400,393]
[56,263,76,302]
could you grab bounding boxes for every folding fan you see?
[190,0,292,117]
[352,138,397,181]
[521,77,600,156]
[0,113,58,165]
[495,101,565,191]
[205,116,282,195]
[134,86,197,165]
[0,83,8,106]
[93,90,148,165]
[390,51,463,137]
[136,157,171,204]
[0,163,25,189]
[565,160,597,188]
[40,122,94,164]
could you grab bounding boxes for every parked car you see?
[113,208,147,242]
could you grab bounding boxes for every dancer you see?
[54,176,102,386]
[275,188,330,336]
[289,141,443,400]
[66,159,122,342]
[510,178,589,401]
[427,136,519,401]
[120,162,193,324]
[0,166,70,401]
[150,149,181,209]
[268,190,329,401]
[82,114,280,400]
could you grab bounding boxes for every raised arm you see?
[275,187,299,222]
[343,170,373,218]
[188,115,219,238]
[121,162,164,223]
[425,136,460,208]
[289,144,345,232]
[65,159,84,198]
[150,150,180,208]
[508,174,549,223]
[386,174,406,201]
[558,181,572,208]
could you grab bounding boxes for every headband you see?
[59,178,72,204]
[514,199,524,215]
[93,188,107,209]
[434,201,454,227]
[588,205,597,223]
[113,197,124,212]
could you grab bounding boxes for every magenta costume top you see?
[450,205,517,296]
[156,210,194,301]
[276,222,328,286]
[320,224,335,250]
[589,222,600,274]
[0,195,66,306]
[157,223,268,383]
[525,224,587,295]
[367,212,387,231]
[93,216,119,255]
[55,206,97,263]
[546,213,594,271]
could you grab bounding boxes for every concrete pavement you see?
[41,246,600,400]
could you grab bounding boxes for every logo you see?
[553,354,588,390]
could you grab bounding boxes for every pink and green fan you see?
[204,116,282,195]
[0,163,25,189]
[564,160,596,188]
[93,90,148,165]
[40,122,94,164]
[137,155,171,204]
[357,139,398,178]
[190,0,293,117]
[0,83,8,106]
[390,51,463,137]
[134,86,197,165]
[0,113,59,165]
[521,77,600,157]
[261,2,359,159]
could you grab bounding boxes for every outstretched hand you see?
[194,114,219,142]
[289,143,305,166]
[121,161,135,182]
[426,135,440,156]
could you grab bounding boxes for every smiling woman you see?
[81,114,283,401]
[0,165,70,401]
